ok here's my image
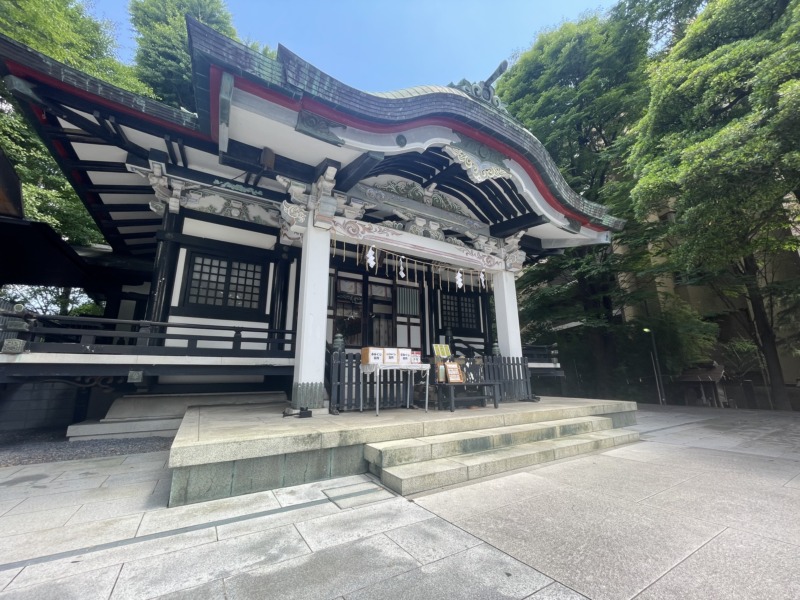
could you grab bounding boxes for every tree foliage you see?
[130,0,240,112]
[0,0,152,245]
[498,12,666,397]
[0,0,150,94]
[0,285,102,316]
[630,0,800,408]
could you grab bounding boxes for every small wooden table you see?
[359,363,431,416]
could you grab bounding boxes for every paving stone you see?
[0,468,22,481]
[6,481,157,515]
[0,501,21,518]
[272,474,370,507]
[0,506,79,537]
[636,529,800,600]
[414,472,565,522]
[525,582,589,599]
[121,452,169,465]
[110,525,309,599]
[642,473,800,546]
[100,468,171,488]
[52,459,168,482]
[326,483,395,509]
[530,454,701,502]
[65,487,170,525]
[216,501,340,540]
[384,516,482,564]
[0,514,142,564]
[224,533,419,600]
[456,485,723,600]
[6,529,216,591]
[610,444,800,485]
[0,568,21,592]
[294,497,433,551]
[346,543,552,600]
[153,579,225,599]
[0,565,120,600]
[12,457,126,477]
[137,488,280,536]
[0,475,109,501]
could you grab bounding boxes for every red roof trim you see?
[221,72,600,232]
[5,61,212,144]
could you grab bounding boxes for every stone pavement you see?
[0,404,797,599]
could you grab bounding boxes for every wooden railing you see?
[0,312,295,358]
[326,350,533,412]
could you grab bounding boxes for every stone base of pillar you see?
[291,381,326,409]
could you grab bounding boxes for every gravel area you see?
[0,429,172,467]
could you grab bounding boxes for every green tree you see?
[617,0,707,49]
[630,0,800,409]
[0,0,151,243]
[498,12,660,397]
[0,285,102,316]
[130,0,237,112]
[0,0,152,309]
[0,0,149,94]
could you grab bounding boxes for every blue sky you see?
[91,0,616,92]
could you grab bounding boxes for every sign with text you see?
[433,344,451,359]
[445,361,464,383]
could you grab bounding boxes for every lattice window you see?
[441,292,479,331]
[187,255,262,310]
[441,294,460,328]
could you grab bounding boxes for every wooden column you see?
[493,270,522,357]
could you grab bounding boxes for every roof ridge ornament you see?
[449,60,509,114]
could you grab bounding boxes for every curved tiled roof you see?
[187,17,623,231]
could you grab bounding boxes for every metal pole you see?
[646,330,666,405]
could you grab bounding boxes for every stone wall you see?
[0,382,77,431]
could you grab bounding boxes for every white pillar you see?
[493,270,523,357]
[291,219,331,408]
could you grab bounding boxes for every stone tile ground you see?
[0,405,797,599]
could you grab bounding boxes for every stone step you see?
[104,391,287,421]
[365,416,613,468]
[67,418,181,441]
[377,429,640,495]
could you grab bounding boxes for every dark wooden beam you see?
[94,203,154,213]
[85,185,154,195]
[101,218,161,228]
[313,158,341,184]
[220,139,315,183]
[164,134,179,165]
[519,235,544,252]
[63,160,129,173]
[147,151,287,203]
[119,231,158,240]
[335,151,384,192]
[490,213,548,238]
[420,162,462,188]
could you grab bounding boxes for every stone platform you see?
[67,391,288,441]
[167,397,638,506]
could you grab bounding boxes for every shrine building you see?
[0,18,623,435]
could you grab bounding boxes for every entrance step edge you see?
[365,415,614,468]
[379,428,639,495]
